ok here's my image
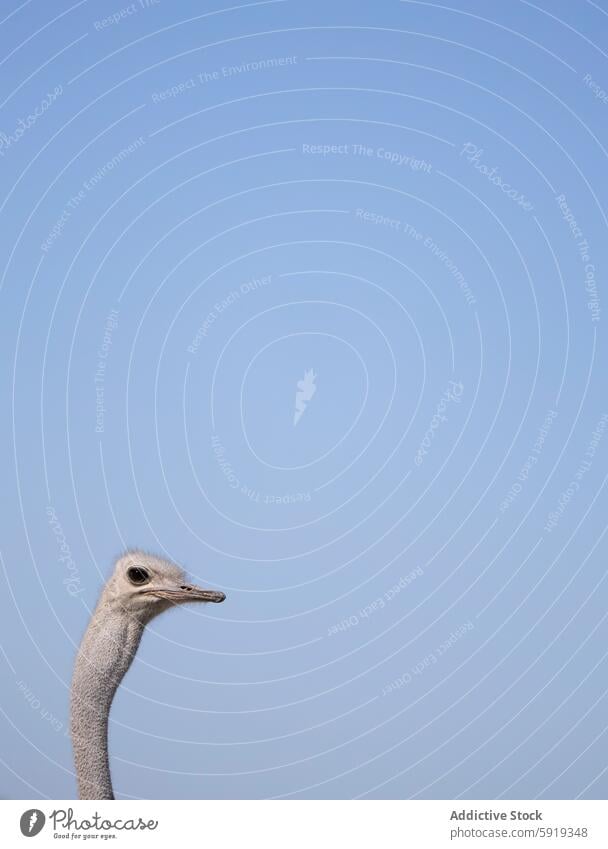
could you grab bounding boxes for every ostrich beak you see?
[145,584,226,604]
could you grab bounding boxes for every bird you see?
[70,549,225,800]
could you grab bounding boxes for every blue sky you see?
[1,0,607,799]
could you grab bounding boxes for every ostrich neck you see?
[70,605,145,800]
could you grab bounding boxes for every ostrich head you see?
[70,549,225,800]
[104,550,226,622]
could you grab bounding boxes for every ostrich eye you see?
[127,566,150,585]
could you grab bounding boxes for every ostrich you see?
[70,550,225,799]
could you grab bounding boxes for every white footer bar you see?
[1,800,606,847]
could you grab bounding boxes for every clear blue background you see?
[1,0,607,799]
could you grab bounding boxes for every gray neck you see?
[70,604,145,800]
